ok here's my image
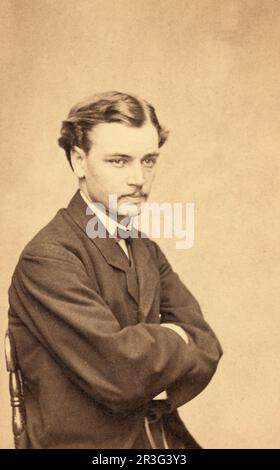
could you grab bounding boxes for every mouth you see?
[121,193,147,201]
[122,195,146,203]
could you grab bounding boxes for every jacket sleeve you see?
[9,242,197,414]
[149,240,223,410]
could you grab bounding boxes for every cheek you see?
[87,165,125,193]
[87,164,109,186]
[144,171,156,185]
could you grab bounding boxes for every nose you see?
[127,162,145,187]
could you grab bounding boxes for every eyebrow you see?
[105,152,160,159]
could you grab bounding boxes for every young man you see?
[8,91,222,448]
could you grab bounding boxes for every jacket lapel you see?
[92,236,139,305]
[130,238,160,321]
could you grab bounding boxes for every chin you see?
[118,203,142,218]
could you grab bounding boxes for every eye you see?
[142,158,157,168]
[109,158,127,168]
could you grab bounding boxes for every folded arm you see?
[149,240,223,410]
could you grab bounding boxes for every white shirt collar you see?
[79,189,133,237]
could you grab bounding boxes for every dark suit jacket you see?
[8,190,222,448]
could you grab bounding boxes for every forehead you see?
[88,122,159,155]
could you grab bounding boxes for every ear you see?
[71,146,87,178]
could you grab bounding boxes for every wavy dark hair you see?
[58,91,169,169]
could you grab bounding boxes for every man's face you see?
[79,121,160,218]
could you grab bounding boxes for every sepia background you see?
[1,0,279,448]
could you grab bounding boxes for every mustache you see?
[119,191,147,199]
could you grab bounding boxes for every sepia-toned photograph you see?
[1,0,279,453]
